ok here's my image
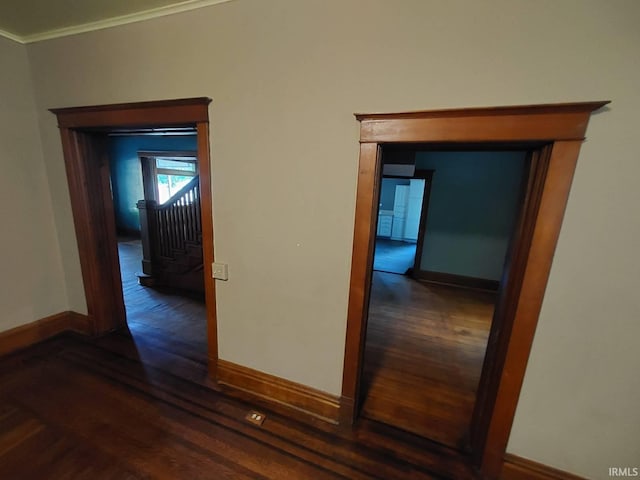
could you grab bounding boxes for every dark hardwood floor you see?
[0,241,480,479]
[0,333,477,479]
[362,271,496,449]
[118,238,207,353]
[116,238,211,385]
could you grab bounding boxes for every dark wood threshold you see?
[502,454,587,480]
[216,363,480,479]
[414,269,500,292]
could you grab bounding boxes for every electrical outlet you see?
[212,262,228,280]
[245,410,266,426]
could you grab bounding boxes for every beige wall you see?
[22,0,640,477]
[0,36,67,331]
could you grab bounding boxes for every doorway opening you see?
[373,154,433,276]
[50,98,218,370]
[363,146,529,450]
[341,102,607,478]
[108,133,207,359]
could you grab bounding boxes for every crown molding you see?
[0,28,25,44]
[0,0,235,45]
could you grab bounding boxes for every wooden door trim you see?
[196,121,218,371]
[411,169,434,275]
[342,101,608,479]
[51,98,219,370]
[51,97,210,128]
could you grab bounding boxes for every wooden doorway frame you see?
[410,169,434,276]
[50,98,218,371]
[340,102,608,479]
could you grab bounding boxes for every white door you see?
[391,185,409,240]
[404,179,425,242]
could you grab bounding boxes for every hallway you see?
[118,238,207,360]
[362,271,496,449]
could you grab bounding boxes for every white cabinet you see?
[377,210,393,237]
[378,179,425,241]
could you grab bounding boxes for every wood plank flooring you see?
[0,334,476,479]
[362,271,496,449]
[0,240,479,479]
[118,239,207,354]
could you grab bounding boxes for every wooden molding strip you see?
[414,269,500,292]
[502,454,587,480]
[68,311,93,336]
[50,97,211,129]
[0,311,91,357]
[217,360,340,424]
[356,102,609,144]
[355,102,609,121]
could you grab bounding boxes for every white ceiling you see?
[0,0,232,43]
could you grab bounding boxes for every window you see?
[139,151,198,205]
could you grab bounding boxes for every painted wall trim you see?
[0,0,236,45]
[0,28,24,44]
[0,311,91,357]
[217,359,341,424]
[502,454,587,480]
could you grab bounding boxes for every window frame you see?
[138,150,198,204]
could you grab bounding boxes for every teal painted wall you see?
[108,135,197,233]
[415,151,527,281]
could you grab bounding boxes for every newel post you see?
[137,199,156,275]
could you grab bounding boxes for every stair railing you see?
[137,175,201,275]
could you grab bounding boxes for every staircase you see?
[136,176,204,293]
